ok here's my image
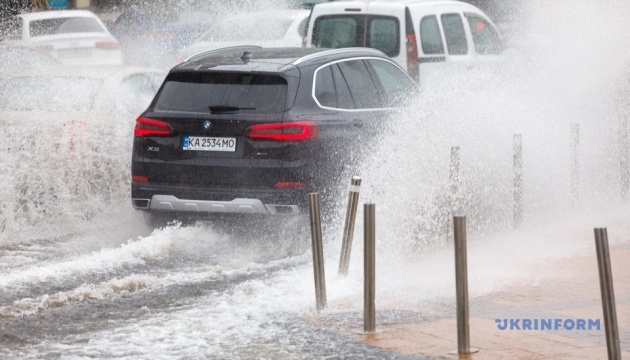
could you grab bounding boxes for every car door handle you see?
[352,119,363,128]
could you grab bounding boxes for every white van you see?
[304,0,504,82]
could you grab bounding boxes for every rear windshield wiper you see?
[208,105,256,113]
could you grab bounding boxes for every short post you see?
[308,193,327,311]
[594,228,621,360]
[448,147,460,241]
[571,124,580,208]
[513,134,523,228]
[338,176,362,276]
[620,117,629,200]
[450,216,479,355]
[364,203,376,333]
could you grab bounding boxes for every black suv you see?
[131,46,416,228]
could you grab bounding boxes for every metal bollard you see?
[364,203,376,333]
[594,228,621,360]
[620,117,629,200]
[449,216,479,355]
[339,176,362,276]
[308,193,327,311]
[571,124,580,208]
[448,147,460,242]
[449,146,460,216]
[513,134,523,228]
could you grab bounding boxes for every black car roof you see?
[173,46,389,73]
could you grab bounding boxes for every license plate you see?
[183,136,236,152]
[58,48,92,58]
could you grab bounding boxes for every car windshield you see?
[200,16,292,42]
[0,76,101,111]
[154,72,288,113]
[29,17,105,37]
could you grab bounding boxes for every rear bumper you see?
[131,182,310,215]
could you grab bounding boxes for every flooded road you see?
[1,0,630,358]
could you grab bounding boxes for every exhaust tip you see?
[132,199,150,209]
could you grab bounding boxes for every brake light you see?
[344,8,362,12]
[246,121,318,141]
[132,175,149,182]
[95,41,121,50]
[275,182,307,188]
[134,117,174,137]
[36,44,53,52]
[406,34,419,77]
[404,8,419,78]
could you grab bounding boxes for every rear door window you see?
[419,15,444,55]
[331,64,355,109]
[312,15,399,56]
[154,73,288,113]
[366,16,399,57]
[337,60,382,109]
[465,13,502,55]
[312,15,361,48]
[441,13,468,55]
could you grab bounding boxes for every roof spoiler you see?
[184,45,263,63]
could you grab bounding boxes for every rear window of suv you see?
[154,72,289,113]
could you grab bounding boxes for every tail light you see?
[275,182,307,188]
[405,8,419,78]
[406,34,419,76]
[132,175,149,182]
[36,44,54,52]
[95,41,121,50]
[134,117,174,137]
[246,121,318,142]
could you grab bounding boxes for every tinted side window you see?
[314,66,336,107]
[465,13,502,55]
[420,15,444,55]
[337,60,381,109]
[367,59,415,107]
[367,16,399,57]
[441,13,468,55]
[331,64,354,109]
[312,15,362,48]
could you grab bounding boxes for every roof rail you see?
[292,47,387,65]
[185,45,263,63]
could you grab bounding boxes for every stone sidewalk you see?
[320,248,630,359]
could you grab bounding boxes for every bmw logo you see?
[203,121,212,130]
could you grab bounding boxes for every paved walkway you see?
[317,248,630,359]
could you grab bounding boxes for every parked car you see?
[108,7,214,68]
[131,46,418,229]
[178,10,309,62]
[0,43,61,78]
[0,65,166,226]
[0,10,124,65]
[305,0,504,84]
[0,65,164,117]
